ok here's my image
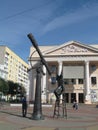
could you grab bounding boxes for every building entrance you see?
[79,93,84,103]
[64,93,69,103]
[71,93,76,103]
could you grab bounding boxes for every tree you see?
[21,86,26,97]
[7,81,15,96]
[8,81,26,97]
[0,78,9,95]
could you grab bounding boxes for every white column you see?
[58,61,63,100]
[58,61,63,76]
[76,93,79,103]
[41,65,47,103]
[85,61,91,103]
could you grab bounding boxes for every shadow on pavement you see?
[0,110,31,119]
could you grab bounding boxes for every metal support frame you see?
[32,64,44,120]
[53,97,67,119]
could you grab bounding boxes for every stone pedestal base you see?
[85,95,91,104]
[42,94,47,104]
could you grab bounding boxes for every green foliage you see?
[0,78,26,98]
[0,78,9,95]
[8,80,26,97]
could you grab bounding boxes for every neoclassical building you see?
[28,41,98,104]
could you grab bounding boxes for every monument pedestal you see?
[85,95,91,104]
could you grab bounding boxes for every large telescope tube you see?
[27,33,51,75]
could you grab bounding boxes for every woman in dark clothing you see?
[22,96,27,117]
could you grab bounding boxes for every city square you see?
[0,103,98,130]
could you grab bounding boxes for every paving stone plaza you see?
[0,103,98,130]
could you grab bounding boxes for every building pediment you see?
[44,41,98,56]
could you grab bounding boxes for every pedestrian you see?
[73,100,78,110]
[22,96,27,117]
[73,101,75,109]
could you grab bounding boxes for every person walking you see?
[73,100,78,110]
[22,96,27,117]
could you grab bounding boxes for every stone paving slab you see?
[87,125,98,130]
[23,126,86,130]
[24,126,94,130]
[24,127,55,130]
[0,122,19,130]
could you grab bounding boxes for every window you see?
[91,77,96,85]
[78,79,84,84]
[51,77,56,84]
[50,65,57,84]
[91,65,96,71]
[64,79,69,84]
[50,65,57,73]
[71,79,76,84]
[64,79,76,85]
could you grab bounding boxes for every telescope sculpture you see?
[27,33,65,119]
[27,33,51,120]
[54,74,64,101]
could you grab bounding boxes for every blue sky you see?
[0,0,98,62]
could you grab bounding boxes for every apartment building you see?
[0,45,29,96]
[29,41,98,104]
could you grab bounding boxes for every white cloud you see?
[42,2,98,34]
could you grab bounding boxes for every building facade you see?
[0,45,29,96]
[29,41,98,104]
